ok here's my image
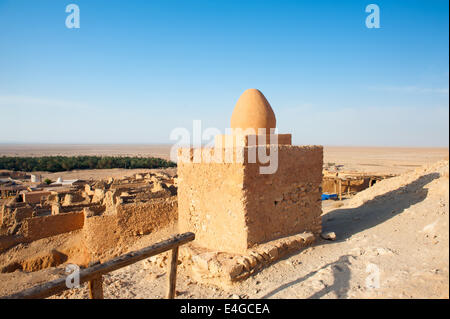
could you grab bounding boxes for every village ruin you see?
[0,89,402,296]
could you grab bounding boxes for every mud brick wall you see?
[1,205,33,228]
[322,177,370,194]
[178,161,248,254]
[243,145,323,246]
[82,197,178,258]
[22,191,51,204]
[52,203,102,215]
[82,213,119,259]
[0,235,22,253]
[178,145,323,254]
[115,197,178,236]
[19,212,84,242]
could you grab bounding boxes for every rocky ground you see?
[4,159,444,299]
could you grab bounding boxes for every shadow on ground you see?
[322,172,440,242]
[261,255,353,298]
[261,172,440,299]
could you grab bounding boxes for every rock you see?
[84,207,95,217]
[152,181,166,193]
[267,246,279,260]
[236,257,251,272]
[228,263,244,279]
[63,194,73,206]
[231,294,240,299]
[321,231,336,241]
[192,254,209,271]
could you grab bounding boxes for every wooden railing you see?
[2,232,195,299]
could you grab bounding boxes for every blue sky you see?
[0,0,448,146]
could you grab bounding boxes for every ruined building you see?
[176,89,323,284]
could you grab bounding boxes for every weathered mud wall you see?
[3,206,34,228]
[322,177,370,194]
[22,191,51,204]
[244,145,323,246]
[19,212,84,242]
[178,162,248,254]
[82,197,178,259]
[178,145,323,254]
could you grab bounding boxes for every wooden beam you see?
[2,232,195,299]
[88,276,104,299]
[166,246,179,299]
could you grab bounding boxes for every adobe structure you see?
[176,89,323,285]
[0,171,178,271]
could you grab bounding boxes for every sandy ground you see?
[324,146,448,174]
[35,168,177,182]
[0,144,173,160]
[0,144,448,175]
[1,160,448,299]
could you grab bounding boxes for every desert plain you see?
[0,144,448,299]
[0,143,447,176]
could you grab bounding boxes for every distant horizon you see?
[1,1,448,147]
[0,142,448,149]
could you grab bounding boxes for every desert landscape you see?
[0,0,448,304]
[0,142,448,299]
[1,144,446,175]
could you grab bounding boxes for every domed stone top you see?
[230,89,276,134]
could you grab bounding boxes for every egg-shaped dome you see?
[230,89,276,134]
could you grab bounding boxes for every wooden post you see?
[338,179,342,201]
[3,232,194,300]
[88,276,104,299]
[166,246,179,299]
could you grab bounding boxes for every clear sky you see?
[0,0,448,147]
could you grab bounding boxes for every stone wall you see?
[116,197,178,236]
[178,162,248,254]
[82,197,178,259]
[243,145,323,246]
[178,145,323,254]
[0,235,22,253]
[322,177,370,194]
[52,203,103,215]
[1,204,33,229]
[22,191,51,204]
[19,212,84,242]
